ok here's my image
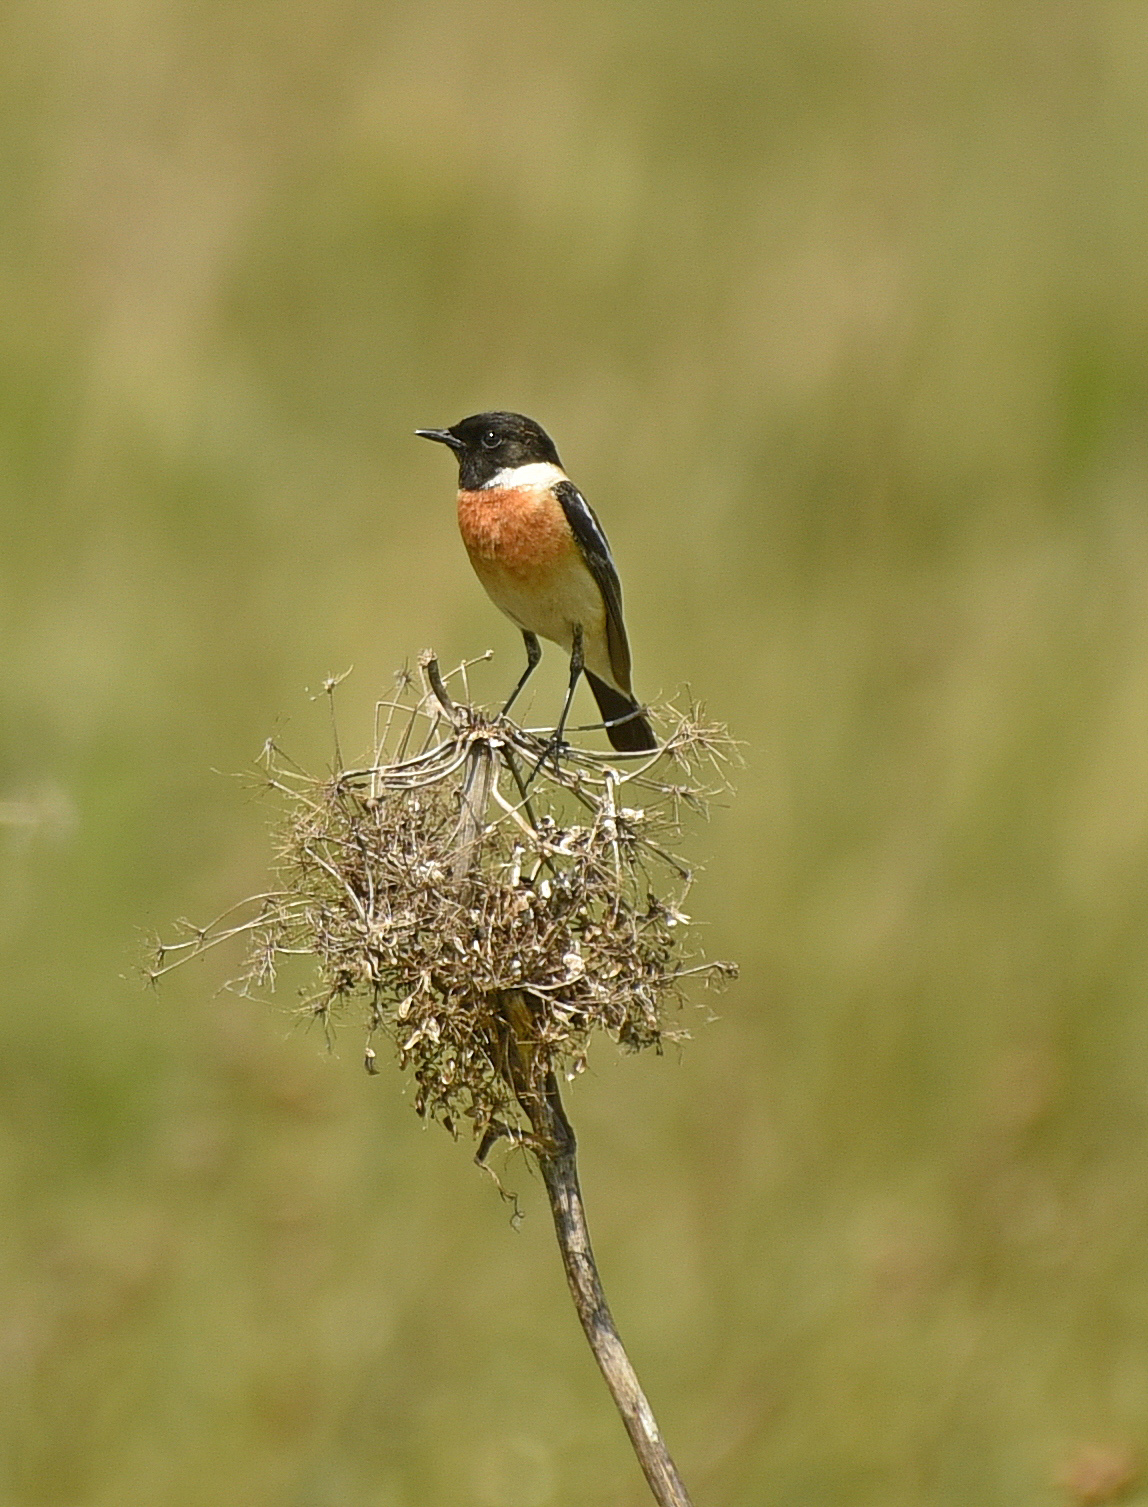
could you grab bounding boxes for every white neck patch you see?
[482,461,567,491]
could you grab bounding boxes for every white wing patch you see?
[560,486,614,566]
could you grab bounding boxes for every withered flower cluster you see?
[154,655,736,1141]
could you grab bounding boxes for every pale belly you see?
[471,551,614,685]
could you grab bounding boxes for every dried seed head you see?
[154,659,738,1141]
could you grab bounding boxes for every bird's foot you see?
[528,730,569,785]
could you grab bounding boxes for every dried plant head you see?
[153,654,737,1145]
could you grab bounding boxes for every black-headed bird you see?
[416,411,657,754]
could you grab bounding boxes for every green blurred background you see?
[3,2,1148,1503]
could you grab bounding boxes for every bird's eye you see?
[481,430,500,450]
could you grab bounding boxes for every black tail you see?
[585,671,658,753]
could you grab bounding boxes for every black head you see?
[415,411,563,489]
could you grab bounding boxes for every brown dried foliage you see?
[153,656,737,1140]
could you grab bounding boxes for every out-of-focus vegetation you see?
[2,2,1147,1503]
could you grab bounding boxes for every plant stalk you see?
[497,989,695,1507]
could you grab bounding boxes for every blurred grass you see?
[3,0,1148,1502]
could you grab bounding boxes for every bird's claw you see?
[528,731,569,785]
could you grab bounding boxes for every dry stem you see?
[496,988,695,1507]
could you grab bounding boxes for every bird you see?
[416,411,657,754]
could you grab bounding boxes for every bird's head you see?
[416,411,563,489]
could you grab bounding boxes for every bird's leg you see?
[531,626,583,781]
[555,625,584,749]
[501,631,542,720]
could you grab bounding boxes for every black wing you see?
[554,479,633,693]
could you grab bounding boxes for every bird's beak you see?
[415,428,464,451]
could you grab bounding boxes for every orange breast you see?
[456,486,574,580]
[456,482,609,663]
